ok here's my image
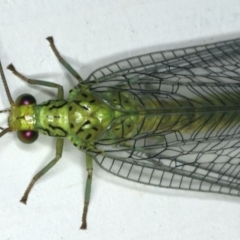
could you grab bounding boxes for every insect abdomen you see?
[98,86,240,141]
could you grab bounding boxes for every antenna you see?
[0,60,13,136]
[0,61,14,105]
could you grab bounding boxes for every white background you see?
[0,1,240,240]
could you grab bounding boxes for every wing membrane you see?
[86,38,240,196]
[86,38,240,82]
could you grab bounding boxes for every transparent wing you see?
[86,38,240,83]
[86,38,240,196]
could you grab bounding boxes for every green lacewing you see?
[0,37,240,229]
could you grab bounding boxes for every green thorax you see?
[35,100,70,137]
[34,89,116,142]
[66,87,116,150]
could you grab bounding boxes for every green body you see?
[10,83,240,154]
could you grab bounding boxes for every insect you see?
[1,37,240,229]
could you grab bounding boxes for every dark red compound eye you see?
[15,94,36,106]
[17,130,39,144]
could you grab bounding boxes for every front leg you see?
[20,138,64,204]
[7,64,64,100]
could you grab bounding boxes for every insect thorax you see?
[35,100,70,137]
[66,87,116,151]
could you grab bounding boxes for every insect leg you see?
[7,64,64,99]
[20,138,64,204]
[80,154,93,230]
[46,36,83,82]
